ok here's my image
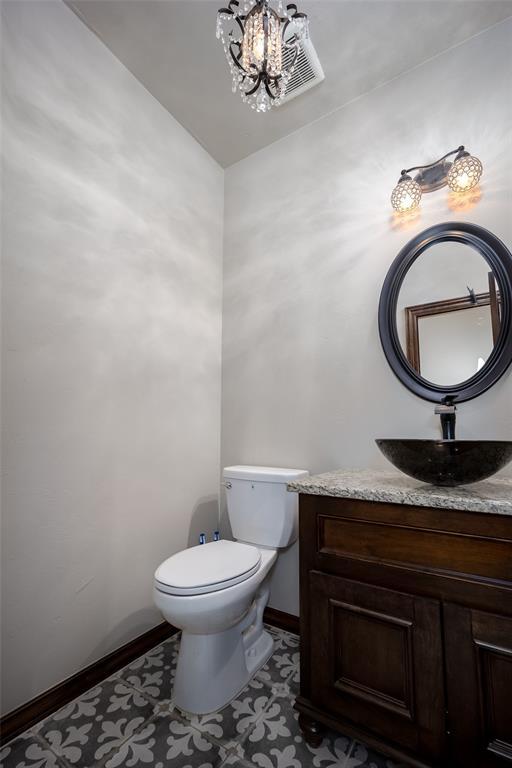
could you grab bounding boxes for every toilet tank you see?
[223,466,309,548]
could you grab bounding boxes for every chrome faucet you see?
[434,403,457,440]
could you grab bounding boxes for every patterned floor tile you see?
[119,634,180,703]
[242,691,351,768]
[39,678,155,767]
[286,663,300,700]
[219,757,255,768]
[264,628,299,653]
[346,741,402,768]
[255,630,299,690]
[0,735,67,768]
[103,712,226,768]
[182,677,274,748]
[5,624,399,768]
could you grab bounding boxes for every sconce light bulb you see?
[447,154,483,193]
[457,172,470,189]
[390,177,422,213]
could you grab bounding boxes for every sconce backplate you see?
[415,160,452,192]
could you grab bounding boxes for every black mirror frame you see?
[378,221,512,403]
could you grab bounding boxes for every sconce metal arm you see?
[400,146,465,177]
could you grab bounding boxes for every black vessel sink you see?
[376,439,512,487]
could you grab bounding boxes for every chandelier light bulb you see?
[447,153,483,193]
[253,31,265,61]
[242,3,282,77]
[390,176,422,213]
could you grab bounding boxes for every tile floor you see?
[1,625,400,768]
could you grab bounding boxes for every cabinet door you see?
[309,571,446,761]
[444,604,512,767]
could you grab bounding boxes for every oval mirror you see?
[379,222,512,403]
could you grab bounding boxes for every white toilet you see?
[153,465,308,715]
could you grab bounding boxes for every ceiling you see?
[68,0,512,168]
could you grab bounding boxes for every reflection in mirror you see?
[396,242,502,386]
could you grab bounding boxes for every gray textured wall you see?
[1,1,223,714]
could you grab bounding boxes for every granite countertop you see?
[287,468,512,516]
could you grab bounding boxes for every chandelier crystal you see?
[216,0,309,112]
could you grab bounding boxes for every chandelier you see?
[216,0,309,112]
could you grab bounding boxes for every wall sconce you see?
[390,146,483,213]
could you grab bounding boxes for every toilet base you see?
[173,587,274,715]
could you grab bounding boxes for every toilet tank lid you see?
[223,465,309,483]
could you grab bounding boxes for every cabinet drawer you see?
[318,514,512,582]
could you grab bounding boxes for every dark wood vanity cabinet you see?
[296,494,512,768]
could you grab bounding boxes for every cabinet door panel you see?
[309,571,446,761]
[444,603,512,767]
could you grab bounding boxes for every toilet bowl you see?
[154,541,277,714]
[153,465,308,714]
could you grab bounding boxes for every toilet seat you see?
[154,539,261,596]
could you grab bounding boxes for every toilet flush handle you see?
[222,481,232,489]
